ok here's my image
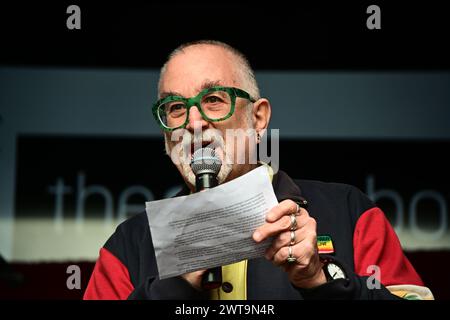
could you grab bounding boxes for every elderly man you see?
[84,40,432,300]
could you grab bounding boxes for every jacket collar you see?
[272,169,306,204]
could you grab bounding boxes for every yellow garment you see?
[210,260,248,300]
[210,163,274,300]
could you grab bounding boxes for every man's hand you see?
[180,269,207,291]
[252,199,326,289]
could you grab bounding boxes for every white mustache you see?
[179,129,225,156]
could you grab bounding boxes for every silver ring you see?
[295,203,302,216]
[286,245,297,264]
[289,213,297,231]
[290,230,296,245]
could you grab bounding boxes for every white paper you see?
[146,166,278,279]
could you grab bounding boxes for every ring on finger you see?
[290,230,296,245]
[295,204,302,216]
[286,245,297,264]
[289,213,297,231]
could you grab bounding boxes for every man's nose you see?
[186,106,209,131]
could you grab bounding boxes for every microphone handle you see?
[201,266,222,290]
[195,173,222,290]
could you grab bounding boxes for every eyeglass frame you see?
[152,86,256,131]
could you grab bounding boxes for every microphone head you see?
[190,147,222,177]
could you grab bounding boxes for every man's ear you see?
[252,98,271,138]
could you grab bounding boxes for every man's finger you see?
[264,226,315,260]
[266,200,299,222]
[272,239,316,267]
[253,215,292,242]
[254,208,310,243]
[265,229,304,260]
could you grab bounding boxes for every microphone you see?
[190,147,223,290]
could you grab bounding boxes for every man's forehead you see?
[160,79,228,99]
[159,62,240,98]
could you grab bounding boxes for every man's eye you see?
[204,96,223,104]
[168,104,185,113]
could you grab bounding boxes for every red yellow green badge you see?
[317,235,334,254]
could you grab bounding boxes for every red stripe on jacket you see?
[353,207,424,287]
[83,247,134,300]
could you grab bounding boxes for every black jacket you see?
[84,170,424,300]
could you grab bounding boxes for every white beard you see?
[165,128,233,187]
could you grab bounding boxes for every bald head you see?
[158,40,260,100]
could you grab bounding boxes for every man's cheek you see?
[169,143,184,165]
[224,140,237,165]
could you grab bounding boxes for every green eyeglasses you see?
[152,86,256,131]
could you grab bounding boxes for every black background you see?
[1,1,449,70]
[15,136,450,232]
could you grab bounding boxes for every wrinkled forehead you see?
[159,45,242,98]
